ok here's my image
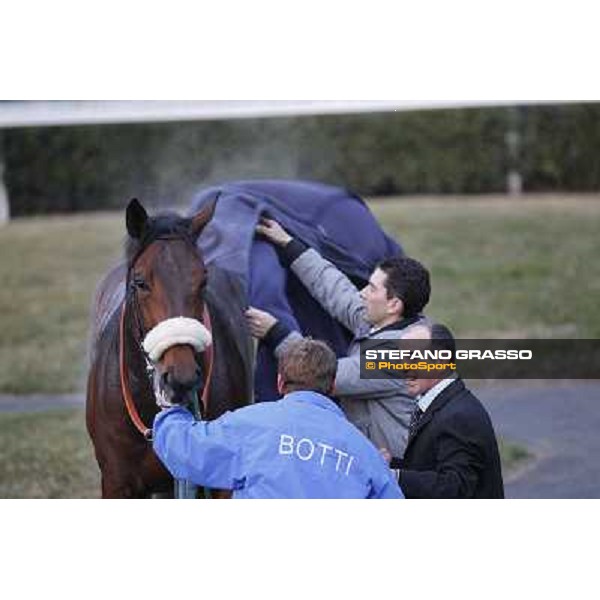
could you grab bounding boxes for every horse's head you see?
[125,197,216,406]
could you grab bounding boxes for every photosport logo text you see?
[359,339,600,380]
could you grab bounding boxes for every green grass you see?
[0,212,123,394]
[370,195,600,338]
[0,195,599,394]
[498,438,533,476]
[0,409,100,498]
[0,409,525,498]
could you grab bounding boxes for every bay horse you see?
[86,198,254,498]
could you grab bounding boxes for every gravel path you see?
[475,382,600,498]
[2,382,599,498]
[0,393,84,413]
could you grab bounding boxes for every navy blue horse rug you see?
[190,180,403,401]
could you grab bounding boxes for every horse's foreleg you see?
[209,489,232,499]
[101,473,148,499]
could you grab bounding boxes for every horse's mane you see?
[125,212,194,267]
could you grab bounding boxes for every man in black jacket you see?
[387,324,504,499]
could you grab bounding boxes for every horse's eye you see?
[133,275,150,291]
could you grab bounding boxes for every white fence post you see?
[0,158,9,226]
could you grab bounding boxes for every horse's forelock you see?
[125,212,194,266]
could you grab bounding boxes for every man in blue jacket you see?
[153,339,403,499]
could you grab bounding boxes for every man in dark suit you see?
[387,323,504,498]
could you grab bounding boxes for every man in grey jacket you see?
[245,218,431,458]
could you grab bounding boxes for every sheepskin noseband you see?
[142,317,212,362]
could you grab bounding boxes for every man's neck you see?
[417,374,458,413]
[371,314,402,331]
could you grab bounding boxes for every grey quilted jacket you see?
[271,247,427,458]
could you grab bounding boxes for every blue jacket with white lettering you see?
[153,391,404,499]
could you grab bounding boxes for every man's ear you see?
[190,194,219,238]
[276,373,286,396]
[126,198,148,239]
[388,296,404,317]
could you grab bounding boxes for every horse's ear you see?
[126,198,148,239]
[190,194,219,238]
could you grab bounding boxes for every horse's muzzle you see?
[161,364,204,404]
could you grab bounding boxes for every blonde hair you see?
[278,339,337,395]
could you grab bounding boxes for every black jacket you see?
[393,379,504,499]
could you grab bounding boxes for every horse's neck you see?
[89,262,127,360]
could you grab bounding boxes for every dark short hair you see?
[377,256,431,318]
[430,323,456,356]
[278,339,337,395]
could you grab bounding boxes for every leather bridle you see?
[119,236,214,441]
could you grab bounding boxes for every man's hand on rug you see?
[245,307,278,339]
[256,218,293,247]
